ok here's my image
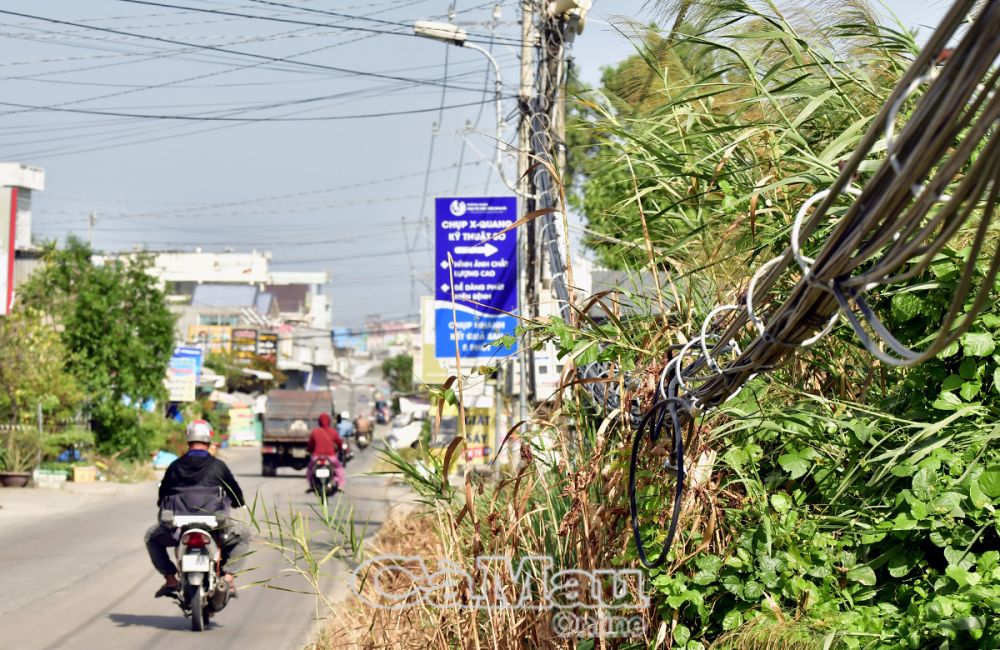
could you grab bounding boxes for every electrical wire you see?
[114,0,525,45]
[0,7,509,92]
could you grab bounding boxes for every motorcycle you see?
[339,440,354,465]
[375,403,390,425]
[311,456,339,500]
[355,430,370,451]
[158,509,232,631]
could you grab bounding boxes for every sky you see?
[4,0,952,327]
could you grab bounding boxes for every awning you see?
[242,368,274,381]
[199,367,226,389]
[277,359,311,372]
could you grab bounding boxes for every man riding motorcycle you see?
[144,420,251,599]
[354,412,372,449]
[335,411,355,440]
[306,413,344,493]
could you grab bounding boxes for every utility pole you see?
[516,0,534,424]
[88,211,97,247]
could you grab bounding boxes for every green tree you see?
[0,307,82,425]
[20,238,176,457]
[381,354,413,394]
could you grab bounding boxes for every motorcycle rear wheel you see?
[190,584,206,632]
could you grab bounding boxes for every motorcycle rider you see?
[354,412,373,442]
[144,420,251,599]
[335,410,355,440]
[306,413,344,493]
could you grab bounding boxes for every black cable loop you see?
[629,397,690,569]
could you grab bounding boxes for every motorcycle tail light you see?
[183,531,211,548]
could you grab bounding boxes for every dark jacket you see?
[307,413,342,457]
[158,450,245,509]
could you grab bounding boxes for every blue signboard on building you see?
[435,197,518,359]
[173,346,203,380]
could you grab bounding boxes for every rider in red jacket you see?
[306,413,344,492]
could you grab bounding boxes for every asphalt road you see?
[0,432,406,650]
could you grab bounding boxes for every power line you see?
[37,160,485,211]
[0,96,503,122]
[269,248,431,264]
[0,8,509,92]
[115,0,524,45]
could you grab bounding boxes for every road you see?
[0,432,407,650]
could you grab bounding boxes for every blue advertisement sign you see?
[435,197,518,359]
[173,346,203,380]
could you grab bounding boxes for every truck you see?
[260,389,334,477]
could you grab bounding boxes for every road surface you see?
[0,434,407,650]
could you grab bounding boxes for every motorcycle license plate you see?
[315,467,331,478]
[182,554,211,572]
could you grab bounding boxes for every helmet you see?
[186,419,214,444]
[340,410,350,420]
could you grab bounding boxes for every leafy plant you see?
[381,354,414,394]
[19,237,175,458]
[0,426,43,474]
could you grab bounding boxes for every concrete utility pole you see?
[88,211,97,247]
[517,0,534,424]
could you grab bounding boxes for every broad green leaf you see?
[912,467,935,498]
[778,449,812,479]
[721,573,742,595]
[722,609,743,631]
[932,492,964,517]
[959,357,979,380]
[938,340,960,358]
[932,391,963,411]
[961,332,995,357]
[673,624,691,646]
[942,374,963,391]
[847,565,877,586]
[743,580,763,600]
[770,492,792,513]
[944,546,975,570]
[969,478,990,509]
[695,554,723,574]
[692,570,717,585]
[978,465,1000,498]
[960,381,981,401]
[891,292,923,321]
[945,566,980,588]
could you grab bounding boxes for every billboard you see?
[166,354,198,402]
[257,332,278,362]
[227,407,258,445]
[232,328,258,365]
[417,296,450,385]
[434,197,518,360]
[188,325,232,354]
[173,346,203,379]
[462,406,496,467]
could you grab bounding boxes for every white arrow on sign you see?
[453,242,499,257]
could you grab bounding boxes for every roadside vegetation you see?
[294,2,1000,648]
[0,237,176,478]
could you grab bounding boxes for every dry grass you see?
[309,505,445,649]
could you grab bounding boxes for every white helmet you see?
[341,410,350,420]
[186,419,214,444]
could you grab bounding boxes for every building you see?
[0,162,45,315]
[364,315,419,360]
[97,249,334,389]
